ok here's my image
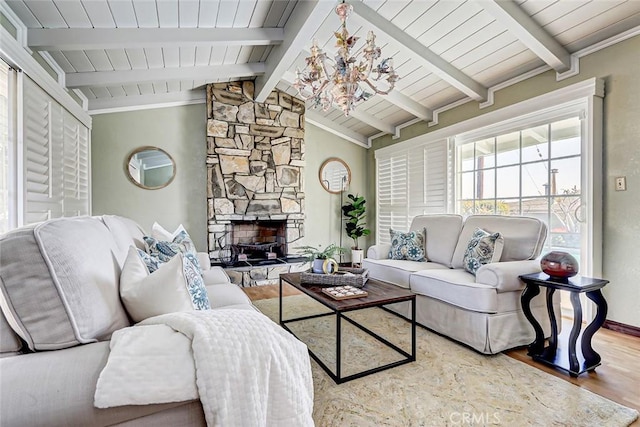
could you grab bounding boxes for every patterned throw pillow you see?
[143,230,203,274]
[463,228,504,275]
[182,255,210,310]
[388,228,427,261]
[137,248,162,273]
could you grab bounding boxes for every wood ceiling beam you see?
[351,1,488,102]
[305,111,370,148]
[27,28,284,51]
[479,0,572,72]
[384,90,433,122]
[66,63,265,88]
[254,0,335,103]
[88,90,206,114]
[348,108,396,135]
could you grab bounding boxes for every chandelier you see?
[293,1,399,116]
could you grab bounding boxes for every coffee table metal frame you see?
[279,273,416,384]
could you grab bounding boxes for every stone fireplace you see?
[206,81,307,286]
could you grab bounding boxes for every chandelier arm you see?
[362,77,396,96]
[296,79,331,101]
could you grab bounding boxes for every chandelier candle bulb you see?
[294,1,399,116]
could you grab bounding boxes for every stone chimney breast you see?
[206,81,305,259]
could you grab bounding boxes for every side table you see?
[519,272,609,377]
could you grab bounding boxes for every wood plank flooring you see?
[244,283,640,424]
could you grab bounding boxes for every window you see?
[376,140,447,244]
[21,76,90,224]
[375,78,603,277]
[455,117,582,263]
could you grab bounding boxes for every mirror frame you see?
[125,146,176,190]
[318,157,351,194]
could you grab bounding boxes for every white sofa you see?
[0,215,255,426]
[363,214,559,354]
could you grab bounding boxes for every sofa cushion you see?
[102,215,147,267]
[452,215,547,269]
[120,248,211,323]
[462,228,504,275]
[0,217,130,351]
[205,283,253,308]
[410,214,463,267]
[363,258,448,289]
[388,228,426,261]
[410,269,498,313]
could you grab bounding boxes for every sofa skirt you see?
[381,291,559,354]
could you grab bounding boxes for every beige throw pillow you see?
[120,246,206,323]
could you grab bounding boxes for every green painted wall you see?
[298,124,369,260]
[370,35,640,328]
[91,104,208,251]
[91,105,369,258]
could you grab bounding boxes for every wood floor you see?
[244,284,640,424]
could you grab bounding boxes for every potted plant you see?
[341,193,371,266]
[296,244,345,274]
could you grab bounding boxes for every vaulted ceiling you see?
[5,0,640,146]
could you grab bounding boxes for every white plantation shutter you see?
[376,139,448,244]
[63,109,90,216]
[377,154,409,244]
[20,77,89,226]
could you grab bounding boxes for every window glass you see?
[475,138,495,168]
[551,157,581,196]
[477,168,495,199]
[458,143,475,172]
[522,125,548,162]
[496,166,520,198]
[496,131,520,166]
[551,117,581,158]
[521,161,548,197]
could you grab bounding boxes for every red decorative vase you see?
[540,251,579,279]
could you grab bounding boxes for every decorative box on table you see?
[300,267,369,288]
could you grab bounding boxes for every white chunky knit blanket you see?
[95,309,314,427]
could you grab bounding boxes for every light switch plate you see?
[615,176,627,191]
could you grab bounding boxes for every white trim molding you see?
[377,78,604,157]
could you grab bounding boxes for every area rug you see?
[253,295,639,427]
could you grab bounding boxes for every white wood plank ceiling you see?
[5,0,640,146]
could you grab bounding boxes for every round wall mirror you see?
[319,157,351,193]
[125,146,176,190]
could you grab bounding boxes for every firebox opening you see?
[230,220,287,260]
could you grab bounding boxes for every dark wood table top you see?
[519,272,609,293]
[280,272,415,312]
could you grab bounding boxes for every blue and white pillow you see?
[388,228,426,262]
[462,228,504,275]
[143,230,203,274]
[137,248,162,273]
[182,255,210,310]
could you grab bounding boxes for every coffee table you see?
[279,272,416,384]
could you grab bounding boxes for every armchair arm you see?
[367,244,391,260]
[475,260,542,293]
